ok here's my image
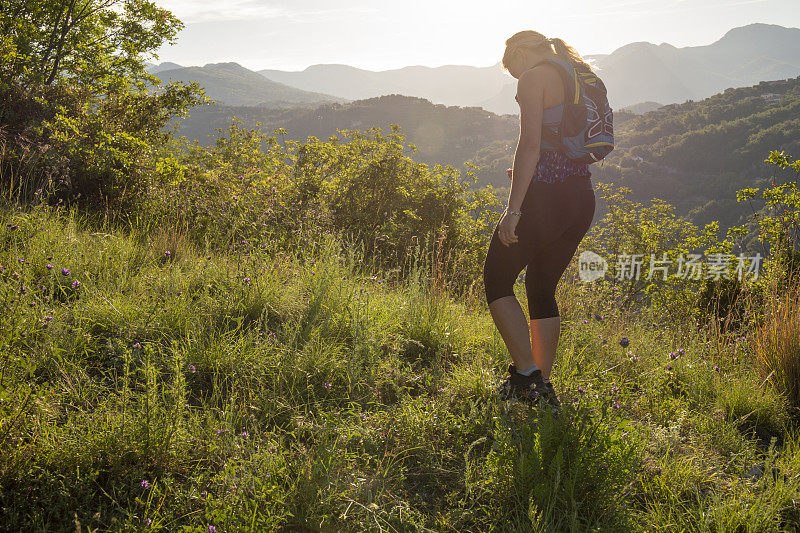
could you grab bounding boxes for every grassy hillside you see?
[1,199,799,531]
[4,7,800,528]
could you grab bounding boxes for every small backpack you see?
[537,57,614,164]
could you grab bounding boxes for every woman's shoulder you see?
[518,62,565,108]
[516,63,562,105]
[518,62,561,83]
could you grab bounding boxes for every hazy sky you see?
[154,0,800,72]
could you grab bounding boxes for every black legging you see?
[483,174,595,319]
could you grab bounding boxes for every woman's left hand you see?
[498,212,519,246]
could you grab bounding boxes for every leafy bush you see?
[145,120,501,300]
[577,182,720,324]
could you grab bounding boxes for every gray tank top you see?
[515,95,563,125]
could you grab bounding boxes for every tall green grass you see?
[1,203,799,532]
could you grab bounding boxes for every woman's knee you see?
[483,259,515,305]
[528,296,559,319]
[525,273,558,318]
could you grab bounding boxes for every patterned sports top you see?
[516,95,591,184]
[533,150,591,184]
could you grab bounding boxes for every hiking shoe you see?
[496,364,547,403]
[541,380,562,410]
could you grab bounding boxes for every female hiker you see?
[483,31,598,409]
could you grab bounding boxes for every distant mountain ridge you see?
[479,24,800,113]
[258,62,511,109]
[250,23,800,113]
[153,62,348,108]
[147,62,183,74]
[149,24,800,114]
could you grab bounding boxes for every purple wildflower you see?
[677,348,685,356]
[323,382,332,389]
[61,267,70,276]
[713,365,720,372]
[45,263,53,270]
[144,517,152,526]
[594,313,603,321]
[132,342,142,350]
[71,280,80,288]
[141,480,150,488]
[208,526,217,533]
[244,277,251,284]
[7,224,19,230]
[239,430,250,437]
[669,352,678,360]
[613,401,620,410]
[666,365,673,371]
[578,386,585,394]
[188,364,196,373]
[164,251,171,257]
[44,315,53,321]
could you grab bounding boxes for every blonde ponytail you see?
[502,31,595,73]
[548,37,595,72]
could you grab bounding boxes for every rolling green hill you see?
[170,94,519,172]
[620,101,664,115]
[591,75,800,230]
[464,76,800,233]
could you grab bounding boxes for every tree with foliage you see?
[0,0,208,208]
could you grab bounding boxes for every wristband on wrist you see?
[505,208,522,217]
